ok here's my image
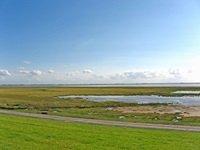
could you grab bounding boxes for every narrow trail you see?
[1,109,200,132]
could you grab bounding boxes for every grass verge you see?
[0,113,200,150]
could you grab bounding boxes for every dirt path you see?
[1,109,200,132]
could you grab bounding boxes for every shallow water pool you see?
[172,91,200,94]
[58,95,200,106]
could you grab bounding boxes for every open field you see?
[1,113,200,150]
[1,86,200,126]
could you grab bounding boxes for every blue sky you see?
[1,0,200,84]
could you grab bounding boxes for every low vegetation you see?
[1,86,200,126]
[1,113,200,150]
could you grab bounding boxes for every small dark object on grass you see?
[41,111,48,115]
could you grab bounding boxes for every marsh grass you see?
[1,86,200,126]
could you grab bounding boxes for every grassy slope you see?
[0,113,200,150]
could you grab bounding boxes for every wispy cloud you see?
[109,71,164,82]
[19,70,30,75]
[23,60,30,64]
[65,72,76,77]
[18,67,25,70]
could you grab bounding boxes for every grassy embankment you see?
[1,86,200,125]
[0,113,200,150]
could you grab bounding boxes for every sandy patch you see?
[111,106,200,117]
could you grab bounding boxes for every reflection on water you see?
[58,95,200,106]
[172,91,200,94]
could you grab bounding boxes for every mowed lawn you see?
[0,114,200,150]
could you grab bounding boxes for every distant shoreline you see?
[1,83,200,87]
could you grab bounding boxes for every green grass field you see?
[0,113,200,150]
[1,86,200,126]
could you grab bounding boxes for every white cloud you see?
[110,71,163,81]
[169,68,180,76]
[124,71,149,79]
[23,60,30,64]
[48,69,54,73]
[109,73,123,80]
[19,69,45,76]
[0,69,11,76]
[19,70,30,75]
[2,67,200,84]
[30,70,43,76]
[65,72,76,77]
[83,69,92,74]
[187,69,192,74]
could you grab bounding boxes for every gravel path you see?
[1,109,200,132]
